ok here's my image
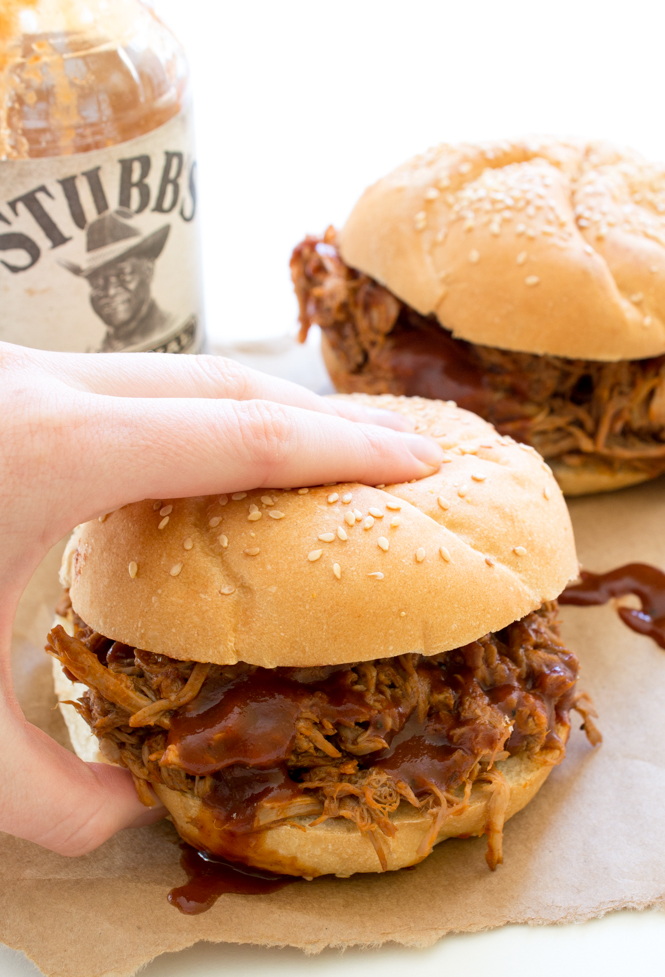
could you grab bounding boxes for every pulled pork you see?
[291,229,665,477]
[48,600,599,870]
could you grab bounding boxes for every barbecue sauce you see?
[168,845,298,915]
[561,564,665,649]
[0,0,204,354]
[160,637,576,875]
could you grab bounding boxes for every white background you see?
[4,2,665,975]
[155,0,665,346]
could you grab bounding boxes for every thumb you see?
[1,715,164,856]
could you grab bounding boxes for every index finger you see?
[28,348,415,432]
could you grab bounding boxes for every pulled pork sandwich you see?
[47,394,599,878]
[292,138,665,495]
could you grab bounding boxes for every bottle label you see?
[0,108,204,354]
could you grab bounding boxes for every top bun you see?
[340,137,665,361]
[63,395,577,667]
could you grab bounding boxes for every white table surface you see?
[4,2,665,973]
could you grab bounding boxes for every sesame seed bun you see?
[50,656,566,878]
[321,338,658,498]
[339,136,665,361]
[62,394,577,667]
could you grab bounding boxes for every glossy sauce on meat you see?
[168,845,297,914]
[161,625,576,867]
[561,564,665,648]
[47,601,590,903]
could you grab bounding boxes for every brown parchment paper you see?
[3,477,665,977]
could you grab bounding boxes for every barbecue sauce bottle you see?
[0,0,204,354]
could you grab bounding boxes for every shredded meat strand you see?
[48,599,599,870]
[291,229,665,476]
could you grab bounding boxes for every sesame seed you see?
[328,493,339,503]
[378,537,389,552]
[458,485,468,497]
[209,516,222,527]
[232,492,247,501]
[631,293,643,303]
[469,249,480,263]
[261,495,274,506]
[644,315,653,327]
[337,526,348,541]
[345,512,356,527]
[516,223,526,235]
[459,161,471,174]
[158,516,170,530]
[526,228,536,238]
[414,211,427,231]
[471,473,486,482]
[220,585,235,595]
[333,563,342,579]
[353,508,363,520]
[400,610,406,617]
[390,516,401,528]
[513,546,527,556]
[152,501,162,511]
[298,488,310,494]
[269,511,285,519]
[367,572,385,579]
[308,549,323,562]
[248,511,262,522]
[385,501,401,511]
[170,563,183,576]
[183,537,193,550]
[219,534,228,547]
[244,547,260,556]
[489,221,500,236]
[516,251,527,265]
[219,495,228,506]
[439,547,451,562]
[525,275,540,286]
[342,493,353,504]
[369,507,383,518]
[249,503,259,513]
[416,548,426,562]
[425,187,440,200]
[98,513,109,522]
[364,516,375,530]
[375,484,386,489]
[319,533,335,542]
[543,486,551,500]
[160,504,173,517]
[583,244,593,255]
[437,496,450,510]
[128,561,138,578]
[485,556,495,567]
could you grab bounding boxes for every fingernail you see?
[400,433,445,474]
[364,407,415,432]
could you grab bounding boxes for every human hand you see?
[0,342,443,857]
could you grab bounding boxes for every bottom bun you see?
[52,651,565,878]
[322,335,659,499]
[154,741,562,878]
[548,458,655,496]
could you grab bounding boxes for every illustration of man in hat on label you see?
[60,210,174,352]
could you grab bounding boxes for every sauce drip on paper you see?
[560,563,665,649]
[168,845,298,915]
